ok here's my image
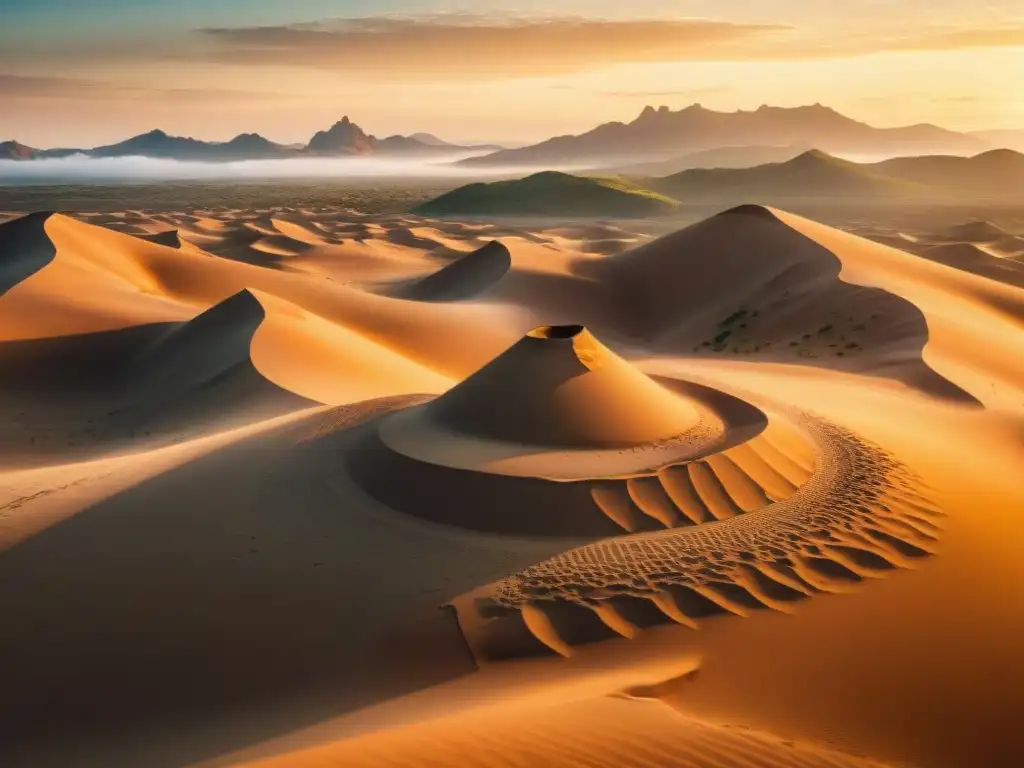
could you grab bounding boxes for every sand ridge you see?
[394,239,511,301]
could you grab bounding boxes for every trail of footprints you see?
[460,418,944,661]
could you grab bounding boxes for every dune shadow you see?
[0,317,313,469]
[0,411,490,767]
[394,240,511,302]
[0,212,57,296]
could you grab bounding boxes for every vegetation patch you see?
[414,171,679,218]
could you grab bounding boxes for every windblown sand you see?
[1,204,1023,767]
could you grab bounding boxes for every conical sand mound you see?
[356,324,764,497]
[422,324,700,448]
[399,240,511,302]
[346,324,771,536]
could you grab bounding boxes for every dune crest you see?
[396,240,511,301]
[130,289,264,392]
[136,229,184,249]
[0,212,56,296]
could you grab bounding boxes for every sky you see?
[2,0,1022,147]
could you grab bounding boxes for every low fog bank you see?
[0,152,518,184]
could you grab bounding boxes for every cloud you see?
[198,16,792,78]
[0,73,277,104]
[0,74,112,98]
[603,86,731,99]
[883,25,1024,53]
[0,153,504,183]
[194,16,1024,78]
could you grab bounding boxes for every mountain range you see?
[461,104,993,169]
[649,148,1024,203]
[0,116,501,162]
[3,104,1018,169]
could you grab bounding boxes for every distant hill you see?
[409,132,451,147]
[653,150,924,202]
[868,149,1024,197]
[938,220,1010,242]
[407,133,504,152]
[651,148,1024,204]
[217,133,294,159]
[83,129,293,161]
[0,140,40,160]
[377,134,462,154]
[969,129,1024,153]
[461,103,989,169]
[414,171,678,218]
[306,117,376,155]
[608,144,812,177]
[306,117,503,157]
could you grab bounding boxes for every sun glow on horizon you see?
[1,1,1021,147]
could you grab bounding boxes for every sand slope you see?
[230,696,893,768]
[0,211,56,296]
[396,240,511,301]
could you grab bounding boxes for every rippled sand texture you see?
[1,205,1023,767]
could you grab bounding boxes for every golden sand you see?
[1,205,1022,767]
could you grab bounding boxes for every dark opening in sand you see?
[528,324,585,340]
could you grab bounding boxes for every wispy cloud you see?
[7,16,1022,85]
[603,86,731,99]
[0,74,115,98]
[193,16,1024,78]
[198,16,792,78]
[883,25,1024,52]
[0,73,275,103]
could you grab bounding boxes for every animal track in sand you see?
[454,416,943,661]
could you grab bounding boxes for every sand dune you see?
[0,213,194,340]
[0,212,56,295]
[939,219,1009,242]
[582,206,970,399]
[136,228,185,248]
[415,325,702,448]
[396,240,511,301]
[229,696,893,768]
[915,242,1023,286]
[129,290,265,390]
[1,202,1023,768]
[347,324,768,537]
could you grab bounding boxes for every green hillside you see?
[414,171,678,218]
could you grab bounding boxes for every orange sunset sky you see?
[2,0,1022,147]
